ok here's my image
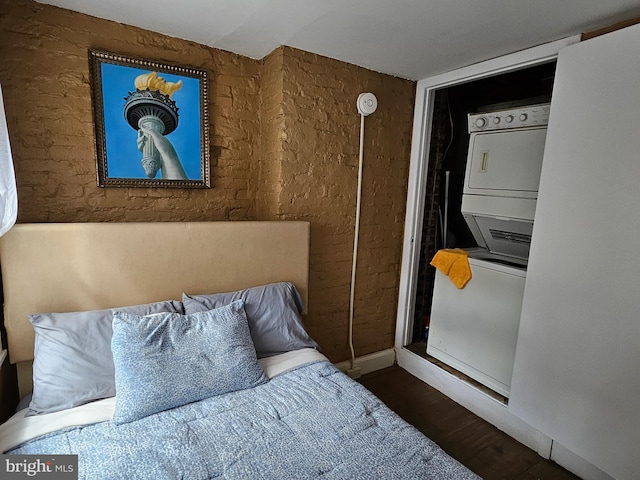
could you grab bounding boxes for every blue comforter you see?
[10,362,479,479]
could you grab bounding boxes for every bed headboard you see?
[0,222,310,396]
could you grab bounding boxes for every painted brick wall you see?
[275,48,415,360]
[0,0,261,222]
[0,0,415,363]
[256,48,284,219]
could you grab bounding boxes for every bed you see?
[0,222,479,479]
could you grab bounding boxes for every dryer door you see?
[465,127,547,199]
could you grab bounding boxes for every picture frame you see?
[89,50,210,188]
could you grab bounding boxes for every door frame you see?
[394,35,578,349]
[392,35,623,478]
[393,35,580,457]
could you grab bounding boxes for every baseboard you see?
[396,346,616,480]
[551,442,615,480]
[334,348,396,376]
[396,346,552,455]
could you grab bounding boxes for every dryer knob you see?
[519,113,528,121]
[475,117,487,128]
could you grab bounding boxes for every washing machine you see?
[426,249,526,398]
[426,103,549,398]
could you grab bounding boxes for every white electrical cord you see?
[348,112,366,371]
[348,93,377,373]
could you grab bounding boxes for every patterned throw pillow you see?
[111,300,268,424]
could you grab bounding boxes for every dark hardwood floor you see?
[358,364,581,480]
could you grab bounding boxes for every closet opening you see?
[407,61,556,398]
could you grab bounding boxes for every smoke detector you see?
[357,92,377,116]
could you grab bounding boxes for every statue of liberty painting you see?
[91,49,209,188]
[124,72,187,180]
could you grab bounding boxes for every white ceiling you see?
[37,0,640,80]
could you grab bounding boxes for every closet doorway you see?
[409,62,557,348]
[393,35,579,461]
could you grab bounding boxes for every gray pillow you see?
[182,282,319,358]
[28,300,184,416]
[111,301,269,424]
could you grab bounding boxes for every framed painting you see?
[89,50,210,188]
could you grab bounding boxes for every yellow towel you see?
[430,249,472,289]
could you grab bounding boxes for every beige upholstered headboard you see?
[0,222,310,397]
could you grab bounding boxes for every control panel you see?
[468,103,550,133]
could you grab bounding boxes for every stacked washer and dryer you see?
[426,103,550,398]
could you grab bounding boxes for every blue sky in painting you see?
[101,62,202,180]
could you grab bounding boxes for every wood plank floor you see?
[358,365,581,480]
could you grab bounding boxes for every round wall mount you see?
[357,92,377,116]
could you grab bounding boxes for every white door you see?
[509,24,640,480]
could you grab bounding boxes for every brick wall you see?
[413,92,449,342]
[275,48,415,360]
[256,48,284,218]
[0,0,416,363]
